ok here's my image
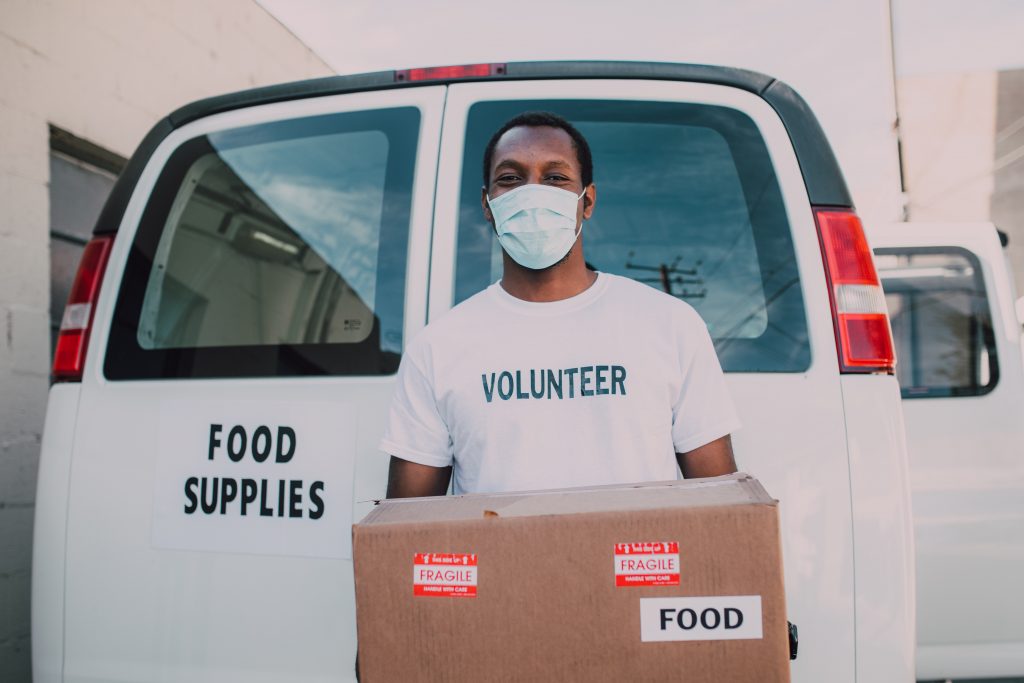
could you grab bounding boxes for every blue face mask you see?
[487,184,586,270]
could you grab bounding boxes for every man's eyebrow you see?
[492,158,525,171]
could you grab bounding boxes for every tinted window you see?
[454,100,809,372]
[106,107,419,379]
[876,248,999,398]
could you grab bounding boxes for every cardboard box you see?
[353,473,789,682]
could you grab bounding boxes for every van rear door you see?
[873,223,1024,679]
[62,86,444,682]
[429,79,858,682]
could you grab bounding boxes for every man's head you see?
[481,112,597,273]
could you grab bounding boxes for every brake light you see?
[52,235,113,382]
[814,209,895,374]
[395,63,506,82]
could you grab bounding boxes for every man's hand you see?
[386,456,452,498]
[676,435,737,479]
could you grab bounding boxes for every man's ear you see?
[582,184,596,220]
[480,186,494,224]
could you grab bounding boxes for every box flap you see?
[358,472,772,526]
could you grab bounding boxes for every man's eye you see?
[496,174,520,183]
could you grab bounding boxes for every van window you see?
[875,247,999,398]
[453,100,810,373]
[105,107,420,379]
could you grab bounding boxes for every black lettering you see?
[252,426,272,462]
[514,370,528,399]
[547,369,563,399]
[277,479,286,517]
[227,426,246,462]
[309,481,325,520]
[529,369,546,399]
[184,476,199,513]
[580,365,595,396]
[259,478,273,517]
[595,365,609,395]
[482,373,496,403]
[240,478,258,515]
[276,427,296,463]
[208,424,222,460]
[611,365,627,395]
[701,608,721,630]
[220,478,238,514]
[289,480,303,518]
[498,371,514,400]
[564,367,579,398]
[724,608,744,629]
[660,608,675,630]
[200,477,218,514]
[677,608,698,630]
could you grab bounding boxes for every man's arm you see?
[676,435,737,479]
[386,455,452,498]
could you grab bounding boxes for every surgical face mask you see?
[486,183,587,270]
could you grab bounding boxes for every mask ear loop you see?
[571,186,588,242]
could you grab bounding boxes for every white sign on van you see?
[640,596,763,642]
[151,399,356,560]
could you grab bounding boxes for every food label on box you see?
[413,553,478,597]
[614,541,680,586]
[640,596,763,642]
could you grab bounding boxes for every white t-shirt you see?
[379,272,740,494]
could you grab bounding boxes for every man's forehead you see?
[492,125,576,162]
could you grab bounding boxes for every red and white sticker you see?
[413,553,478,597]
[614,541,680,587]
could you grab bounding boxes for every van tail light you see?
[814,208,895,374]
[395,63,506,82]
[52,235,114,382]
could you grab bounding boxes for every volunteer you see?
[381,111,740,498]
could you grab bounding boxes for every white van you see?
[33,61,914,682]
[871,222,1024,682]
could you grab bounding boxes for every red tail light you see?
[395,63,506,82]
[52,235,113,382]
[814,209,895,374]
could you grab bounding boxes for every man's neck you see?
[499,254,598,303]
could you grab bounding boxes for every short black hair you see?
[482,111,593,188]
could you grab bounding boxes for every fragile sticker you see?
[614,541,680,587]
[413,553,478,597]
[640,595,763,642]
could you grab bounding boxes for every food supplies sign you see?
[614,541,680,586]
[413,553,478,597]
[152,399,355,559]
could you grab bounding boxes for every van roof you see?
[93,60,852,237]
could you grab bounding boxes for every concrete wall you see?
[898,70,999,222]
[0,2,331,679]
[898,67,1024,296]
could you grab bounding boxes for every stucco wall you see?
[0,2,331,679]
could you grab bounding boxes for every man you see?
[381,111,739,498]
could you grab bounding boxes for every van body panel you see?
[870,222,1024,679]
[31,384,81,683]
[840,374,916,682]
[60,86,445,682]
[432,79,860,682]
